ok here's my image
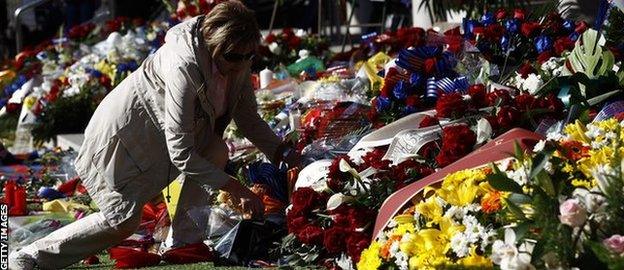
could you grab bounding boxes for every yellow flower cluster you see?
[359,168,493,270]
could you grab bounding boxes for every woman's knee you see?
[110,214,142,238]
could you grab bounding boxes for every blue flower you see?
[505,19,520,33]
[569,32,580,42]
[464,19,481,38]
[403,105,417,116]
[535,35,553,53]
[376,95,391,112]
[500,35,511,51]
[563,19,575,33]
[480,12,495,25]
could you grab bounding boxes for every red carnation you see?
[327,156,357,192]
[290,187,321,213]
[518,63,537,79]
[554,37,575,55]
[484,24,505,41]
[264,33,276,44]
[323,227,347,254]
[348,207,374,230]
[575,21,588,34]
[495,8,507,20]
[536,93,564,116]
[286,212,308,234]
[419,115,440,128]
[435,125,477,167]
[514,92,536,112]
[297,225,324,245]
[486,89,512,106]
[537,51,554,63]
[496,106,521,131]
[361,148,391,170]
[468,84,487,107]
[513,9,526,20]
[521,22,541,37]
[288,36,302,50]
[435,93,466,119]
[346,232,371,263]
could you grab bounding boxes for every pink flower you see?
[559,199,587,227]
[603,235,624,254]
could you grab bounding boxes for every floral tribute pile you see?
[360,116,624,270]
[1,0,624,269]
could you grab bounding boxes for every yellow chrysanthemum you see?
[578,147,614,176]
[394,213,415,225]
[357,241,382,270]
[571,178,595,189]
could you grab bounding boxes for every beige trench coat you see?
[74,15,282,226]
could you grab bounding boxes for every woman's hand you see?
[221,178,264,219]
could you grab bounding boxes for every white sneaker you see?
[8,251,36,270]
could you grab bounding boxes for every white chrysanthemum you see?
[522,73,544,95]
[532,140,546,153]
[451,233,471,257]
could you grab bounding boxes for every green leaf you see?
[488,172,524,194]
[514,141,524,160]
[530,152,552,179]
[504,198,527,220]
[513,222,531,240]
[535,171,556,197]
[531,240,545,265]
[508,193,532,205]
[566,29,613,80]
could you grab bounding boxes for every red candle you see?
[10,185,27,216]
[3,180,15,207]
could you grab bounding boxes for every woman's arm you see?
[232,78,284,163]
[163,62,232,189]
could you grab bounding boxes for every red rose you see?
[495,8,507,20]
[496,106,521,130]
[468,84,487,107]
[323,227,347,254]
[513,9,526,20]
[435,93,466,119]
[521,22,541,37]
[518,63,537,79]
[514,92,536,112]
[537,51,554,63]
[361,148,391,169]
[554,37,575,55]
[486,89,512,106]
[423,58,437,75]
[575,21,588,34]
[186,5,198,17]
[290,187,320,213]
[346,232,371,263]
[419,115,440,128]
[297,225,324,245]
[435,125,477,167]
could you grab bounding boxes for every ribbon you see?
[396,47,455,74]
[425,76,470,101]
[594,100,624,122]
[247,162,288,203]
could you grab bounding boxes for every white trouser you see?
[19,166,221,269]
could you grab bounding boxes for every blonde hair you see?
[201,0,261,58]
